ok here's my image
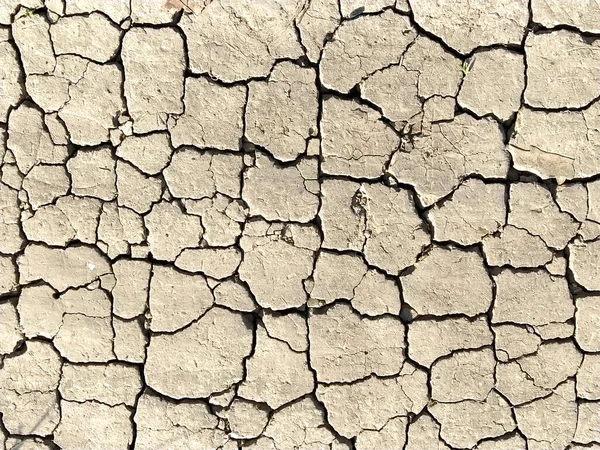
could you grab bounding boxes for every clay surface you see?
[0,1,598,448]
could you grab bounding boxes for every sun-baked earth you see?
[1,0,599,449]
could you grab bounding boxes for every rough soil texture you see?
[0,0,599,449]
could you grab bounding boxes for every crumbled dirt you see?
[0,1,599,449]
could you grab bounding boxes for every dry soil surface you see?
[1,0,600,449]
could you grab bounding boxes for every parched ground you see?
[0,0,599,449]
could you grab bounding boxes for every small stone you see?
[68,147,117,201]
[402,246,493,316]
[320,10,416,93]
[59,362,142,406]
[168,77,245,150]
[148,265,213,332]
[309,302,405,383]
[525,30,600,108]
[410,0,528,53]
[145,307,253,399]
[575,295,600,352]
[246,62,318,162]
[430,391,516,448]
[144,201,203,261]
[238,325,314,409]
[54,401,133,450]
[321,97,400,178]
[458,48,525,121]
[50,13,121,63]
[121,27,185,133]
[493,269,574,326]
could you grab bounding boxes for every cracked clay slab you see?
[1,1,599,448]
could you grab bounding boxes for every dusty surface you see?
[0,0,599,449]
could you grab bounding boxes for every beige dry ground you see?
[0,0,599,449]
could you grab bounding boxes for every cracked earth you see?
[0,0,600,449]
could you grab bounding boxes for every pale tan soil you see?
[0,0,599,449]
